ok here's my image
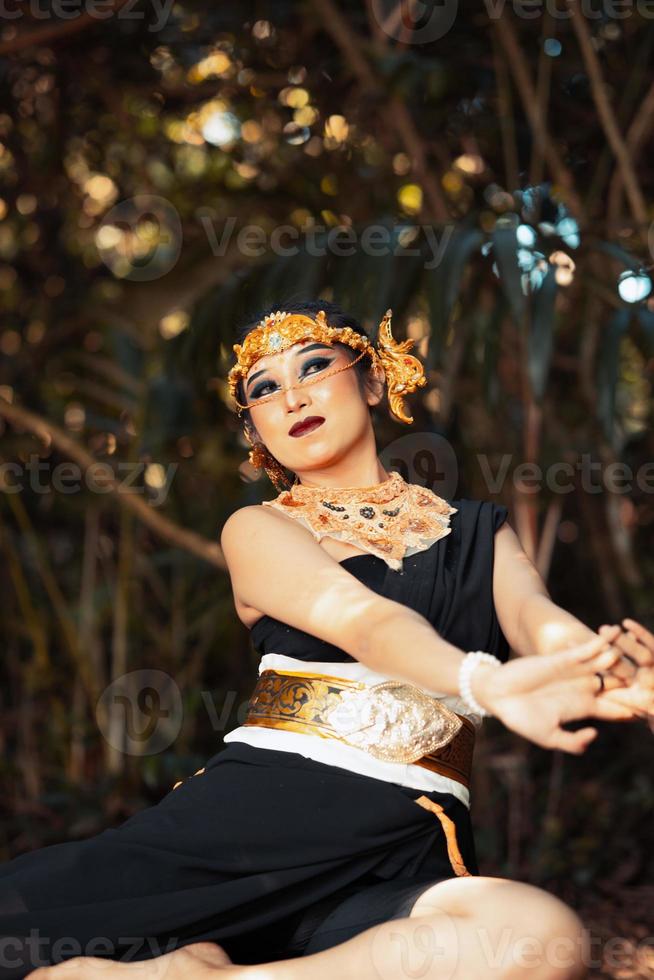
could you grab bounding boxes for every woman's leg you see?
[27,875,589,980]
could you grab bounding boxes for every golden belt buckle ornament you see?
[324,680,463,763]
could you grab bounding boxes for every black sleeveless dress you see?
[0,499,509,976]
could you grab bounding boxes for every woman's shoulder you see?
[220,500,289,547]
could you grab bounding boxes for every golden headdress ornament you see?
[227,307,427,425]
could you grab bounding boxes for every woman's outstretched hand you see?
[596,618,654,732]
[471,626,636,754]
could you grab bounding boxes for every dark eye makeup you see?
[249,356,334,400]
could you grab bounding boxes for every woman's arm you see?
[493,521,654,719]
[221,505,630,754]
[220,504,491,700]
[493,522,597,657]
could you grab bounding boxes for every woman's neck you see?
[293,462,391,491]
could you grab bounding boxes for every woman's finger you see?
[559,677,642,720]
[527,634,623,687]
[598,686,653,716]
[617,633,652,667]
[561,673,624,698]
[622,617,654,652]
[494,631,623,703]
[545,630,622,677]
[594,672,628,693]
[600,624,652,670]
[569,642,623,674]
[599,626,641,678]
[590,697,640,721]
[549,726,598,754]
[549,681,639,723]
[511,644,617,693]
[567,629,623,668]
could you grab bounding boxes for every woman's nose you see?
[282,382,310,412]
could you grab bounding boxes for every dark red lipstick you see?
[288,416,325,437]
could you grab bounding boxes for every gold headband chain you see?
[233,347,370,412]
[227,308,427,425]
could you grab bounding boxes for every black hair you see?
[233,298,381,430]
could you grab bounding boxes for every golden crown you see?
[227,308,427,424]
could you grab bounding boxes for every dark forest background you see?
[0,1,653,975]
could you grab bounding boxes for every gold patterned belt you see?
[243,668,476,790]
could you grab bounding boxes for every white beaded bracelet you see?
[458,651,502,717]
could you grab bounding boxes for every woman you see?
[6,300,654,980]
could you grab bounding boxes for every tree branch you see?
[492,13,584,219]
[607,78,654,236]
[0,0,135,57]
[492,32,520,194]
[311,0,450,222]
[0,395,226,570]
[566,0,648,235]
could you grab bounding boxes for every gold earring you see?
[242,423,293,492]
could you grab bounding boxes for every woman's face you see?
[243,339,383,474]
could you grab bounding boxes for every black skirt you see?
[0,742,478,976]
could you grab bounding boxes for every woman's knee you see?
[410,876,588,978]
[512,887,588,979]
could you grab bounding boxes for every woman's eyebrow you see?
[245,343,334,391]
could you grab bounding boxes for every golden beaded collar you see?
[262,471,457,571]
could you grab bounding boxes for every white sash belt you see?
[223,654,480,808]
